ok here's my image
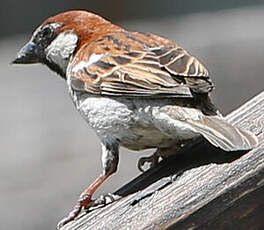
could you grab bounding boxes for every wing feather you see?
[68,31,213,97]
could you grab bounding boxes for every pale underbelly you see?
[119,126,177,151]
[71,92,200,151]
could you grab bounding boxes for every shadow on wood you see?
[115,140,246,198]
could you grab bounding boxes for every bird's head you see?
[12,10,123,78]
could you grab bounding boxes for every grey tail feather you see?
[186,116,258,151]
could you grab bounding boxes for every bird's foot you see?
[57,174,109,229]
[57,193,92,229]
[87,193,121,210]
[137,152,159,172]
[57,192,121,229]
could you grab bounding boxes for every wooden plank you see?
[61,91,264,230]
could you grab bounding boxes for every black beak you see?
[11,41,39,64]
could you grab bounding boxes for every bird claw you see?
[79,193,92,209]
[57,203,82,229]
[137,153,159,172]
[57,192,121,229]
[87,193,121,210]
[57,193,92,229]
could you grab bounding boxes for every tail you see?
[186,116,258,151]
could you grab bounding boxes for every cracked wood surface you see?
[61,91,264,230]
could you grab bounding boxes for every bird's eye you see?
[42,26,53,37]
[32,25,56,49]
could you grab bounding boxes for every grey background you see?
[1,1,264,230]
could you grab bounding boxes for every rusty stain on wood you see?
[61,91,264,230]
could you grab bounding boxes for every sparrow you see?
[12,10,258,229]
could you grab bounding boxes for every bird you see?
[12,10,258,229]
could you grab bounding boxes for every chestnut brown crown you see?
[42,10,124,50]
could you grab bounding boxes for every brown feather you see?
[68,31,213,97]
[186,116,258,151]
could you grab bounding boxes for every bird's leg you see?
[137,150,160,172]
[137,145,184,172]
[57,174,108,229]
[57,142,119,229]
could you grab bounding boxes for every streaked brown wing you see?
[68,31,213,97]
[148,45,213,93]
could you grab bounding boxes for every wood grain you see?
[61,91,264,230]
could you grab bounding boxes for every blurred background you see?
[1,1,264,229]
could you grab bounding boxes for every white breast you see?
[45,31,78,74]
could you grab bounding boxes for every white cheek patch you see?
[45,31,78,73]
[72,53,104,73]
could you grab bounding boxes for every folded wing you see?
[68,31,213,97]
